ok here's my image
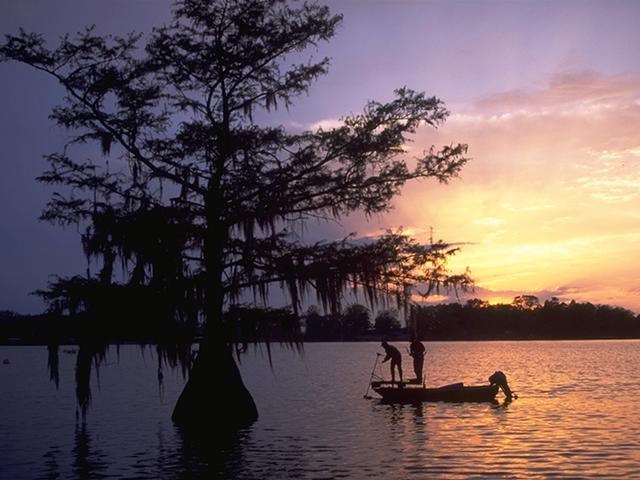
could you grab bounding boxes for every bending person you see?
[381,341,403,383]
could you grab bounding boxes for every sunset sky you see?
[1,0,640,313]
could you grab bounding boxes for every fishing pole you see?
[363,353,382,399]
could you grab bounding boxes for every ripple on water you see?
[2,341,640,478]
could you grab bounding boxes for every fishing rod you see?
[363,353,382,399]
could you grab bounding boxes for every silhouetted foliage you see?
[374,309,402,335]
[409,297,640,340]
[3,297,638,344]
[303,305,342,341]
[1,0,470,426]
[342,304,372,339]
[513,295,541,310]
[302,303,378,340]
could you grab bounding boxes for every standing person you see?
[381,341,403,383]
[409,338,426,383]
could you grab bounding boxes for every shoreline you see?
[3,335,640,346]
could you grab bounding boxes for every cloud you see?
[472,217,506,227]
[286,117,344,132]
[439,72,640,164]
[587,146,640,160]
[310,118,344,131]
[474,70,640,113]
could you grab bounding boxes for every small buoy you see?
[2,358,10,365]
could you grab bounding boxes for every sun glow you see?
[365,71,640,312]
[486,297,514,306]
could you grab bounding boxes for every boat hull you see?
[372,383,499,403]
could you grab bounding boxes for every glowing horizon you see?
[375,70,640,313]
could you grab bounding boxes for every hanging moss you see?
[5,0,471,427]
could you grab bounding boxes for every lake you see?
[1,340,640,479]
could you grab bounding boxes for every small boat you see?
[371,380,500,403]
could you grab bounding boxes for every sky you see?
[1,0,640,314]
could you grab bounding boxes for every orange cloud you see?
[475,70,640,112]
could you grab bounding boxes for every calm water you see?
[1,341,640,479]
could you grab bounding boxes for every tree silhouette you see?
[1,0,470,430]
[342,304,372,339]
[303,305,341,341]
[513,295,540,310]
[374,309,402,334]
[409,298,640,340]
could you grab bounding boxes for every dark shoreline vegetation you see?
[2,296,639,345]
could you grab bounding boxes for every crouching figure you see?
[489,371,515,399]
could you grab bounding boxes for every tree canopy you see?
[2,0,470,331]
[1,0,471,427]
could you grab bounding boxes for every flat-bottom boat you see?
[371,380,500,403]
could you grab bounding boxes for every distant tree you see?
[1,0,470,430]
[465,298,489,309]
[303,305,329,340]
[408,304,435,339]
[543,297,563,308]
[303,305,345,340]
[513,295,540,310]
[342,304,372,338]
[303,305,323,338]
[0,310,19,321]
[375,309,402,334]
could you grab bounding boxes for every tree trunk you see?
[172,340,258,432]
[173,79,256,432]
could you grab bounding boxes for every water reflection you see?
[38,423,109,480]
[72,423,107,479]
[160,427,330,480]
[42,446,61,480]
[159,427,251,479]
[491,397,513,410]
[4,342,640,479]
[47,344,59,388]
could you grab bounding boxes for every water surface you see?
[1,341,640,478]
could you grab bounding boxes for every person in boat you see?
[489,371,514,399]
[381,341,403,383]
[408,337,425,382]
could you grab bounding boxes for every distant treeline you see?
[0,311,55,344]
[303,304,402,341]
[0,309,196,345]
[2,296,639,344]
[409,297,640,340]
[302,296,640,341]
